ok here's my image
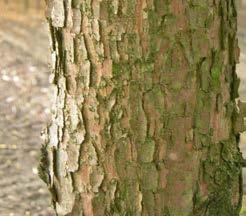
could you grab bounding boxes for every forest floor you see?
[1,4,246,216]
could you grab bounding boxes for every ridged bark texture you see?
[39,0,244,215]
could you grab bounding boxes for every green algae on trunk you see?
[39,0,245,215]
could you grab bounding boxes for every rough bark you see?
[39,0,245,215]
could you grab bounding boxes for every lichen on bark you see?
[39,0,245,215]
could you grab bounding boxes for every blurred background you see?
[0,1,53,215]
[1,0,246,215]
[233,1,246,215]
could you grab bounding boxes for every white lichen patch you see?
[95,42,104,59]
[79,36,88,60]
[51,0,65,28]
[112,0,119,14]
[55,176,75,215]
[63,33,75,63]
[80,60,91,88]
[92,0,101,19]
[57,149,68,177]
[51,51,57,71]
[76,130,85,144]
[49,123,59,147]
[92,19,100,42]
[67,142,81,172]
[91,166,104,193]
[67,95,80,131]
[169,152,178,161]
[72,9,82,34]
[87,144,98,166]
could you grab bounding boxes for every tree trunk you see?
[39,0,244,215]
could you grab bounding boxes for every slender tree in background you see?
[39,0,245,215]
[24,0,29,11]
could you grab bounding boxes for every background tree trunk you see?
[39,0,244,215]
